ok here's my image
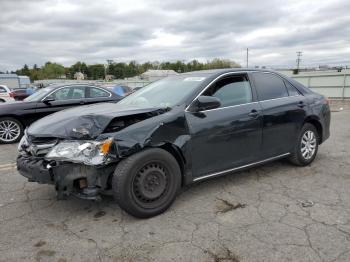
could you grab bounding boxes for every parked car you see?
[11,87,35,101]
[0,85,15,103]
[0,84,122,143]
[17,69,330,218]
[104,85,133,97]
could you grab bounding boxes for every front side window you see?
[51,87,85,101]
[89,87,110,98]
[0,87,6,93]
[203,75,252,108]
[252,72,288,101]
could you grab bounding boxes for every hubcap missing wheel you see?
[132,162,168,203]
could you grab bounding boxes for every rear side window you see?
[252,72,288,101]
[0,87,6,93]
[284,81,300,96]
[203,75,252,108]
[89,87,110,98]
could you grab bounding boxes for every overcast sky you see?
[1,0,349,71]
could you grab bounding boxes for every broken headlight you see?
[46,139,113,165]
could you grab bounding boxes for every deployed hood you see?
[27,102,168,139]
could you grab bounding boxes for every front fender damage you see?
[19,107,191,201]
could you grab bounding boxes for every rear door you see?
[86,86,116,104]
[250,72,307,157]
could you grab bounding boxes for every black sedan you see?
[17,69,330,218]
[0,84,122,143]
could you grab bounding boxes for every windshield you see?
[118,76,206,109]
[24,86,56,102]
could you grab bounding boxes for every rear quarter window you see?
[284,81,301,96]
[252,72,288,101]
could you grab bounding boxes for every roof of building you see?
[141,70,178,77]
[0,74,18,78]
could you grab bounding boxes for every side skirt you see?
[193,153,290,182]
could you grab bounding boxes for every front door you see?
[186,74,263,178]
[35,86,87,120]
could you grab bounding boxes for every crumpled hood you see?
[27,102,166,139]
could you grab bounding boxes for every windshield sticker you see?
[183,77,206,82]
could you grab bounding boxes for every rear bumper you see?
[17,155,115,200]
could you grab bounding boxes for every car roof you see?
[180,68,311,95]
[43,83,99,89]
[181,68,279,77]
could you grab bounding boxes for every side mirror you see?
[43,97,55,104]
[193,96,221,111]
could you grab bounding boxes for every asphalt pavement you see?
[0,110,349,262]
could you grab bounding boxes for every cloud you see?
[0,0,349,71]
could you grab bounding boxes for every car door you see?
[0,86,7,101]
[85,86,115,105]
[34,86,87,119]
[186,73,263,178]
[250,72,307,157]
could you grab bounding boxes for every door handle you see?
[297,101,305,108]
[248,109,259,118]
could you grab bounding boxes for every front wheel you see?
[112,148,181,218]
[289,123,319,166]
[0,117,24,144]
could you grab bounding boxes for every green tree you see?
[41,62,65,79]
[69,61,88,79]
[87,64,105,80]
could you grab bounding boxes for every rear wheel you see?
[0,117,24,144]
[289,123,319,166]
[0,99,5,103]
[112,148,181,218]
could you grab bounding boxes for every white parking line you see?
[0,163,17,171]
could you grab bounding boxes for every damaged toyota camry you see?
[17,69,330,218]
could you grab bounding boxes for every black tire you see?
[112,148,181,218]
[0,99,5,103]
[289,123,319,166]
[0,117,24,144]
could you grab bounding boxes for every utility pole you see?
[246,48,249,68]
[296,51,302,73]
[105,60,114,80]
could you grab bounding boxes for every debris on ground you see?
[93,210,106,218]
[299,200,314,208]
[216,198,246,214]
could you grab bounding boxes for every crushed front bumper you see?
[17,155,115,200]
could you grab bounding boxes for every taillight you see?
[9,92,14,98]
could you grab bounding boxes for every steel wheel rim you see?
[132,161,169,208]
[301,130,317,160]
[0,120,21,142]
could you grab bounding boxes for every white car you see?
[0,85,15,103]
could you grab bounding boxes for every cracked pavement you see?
[0,110,350,262]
